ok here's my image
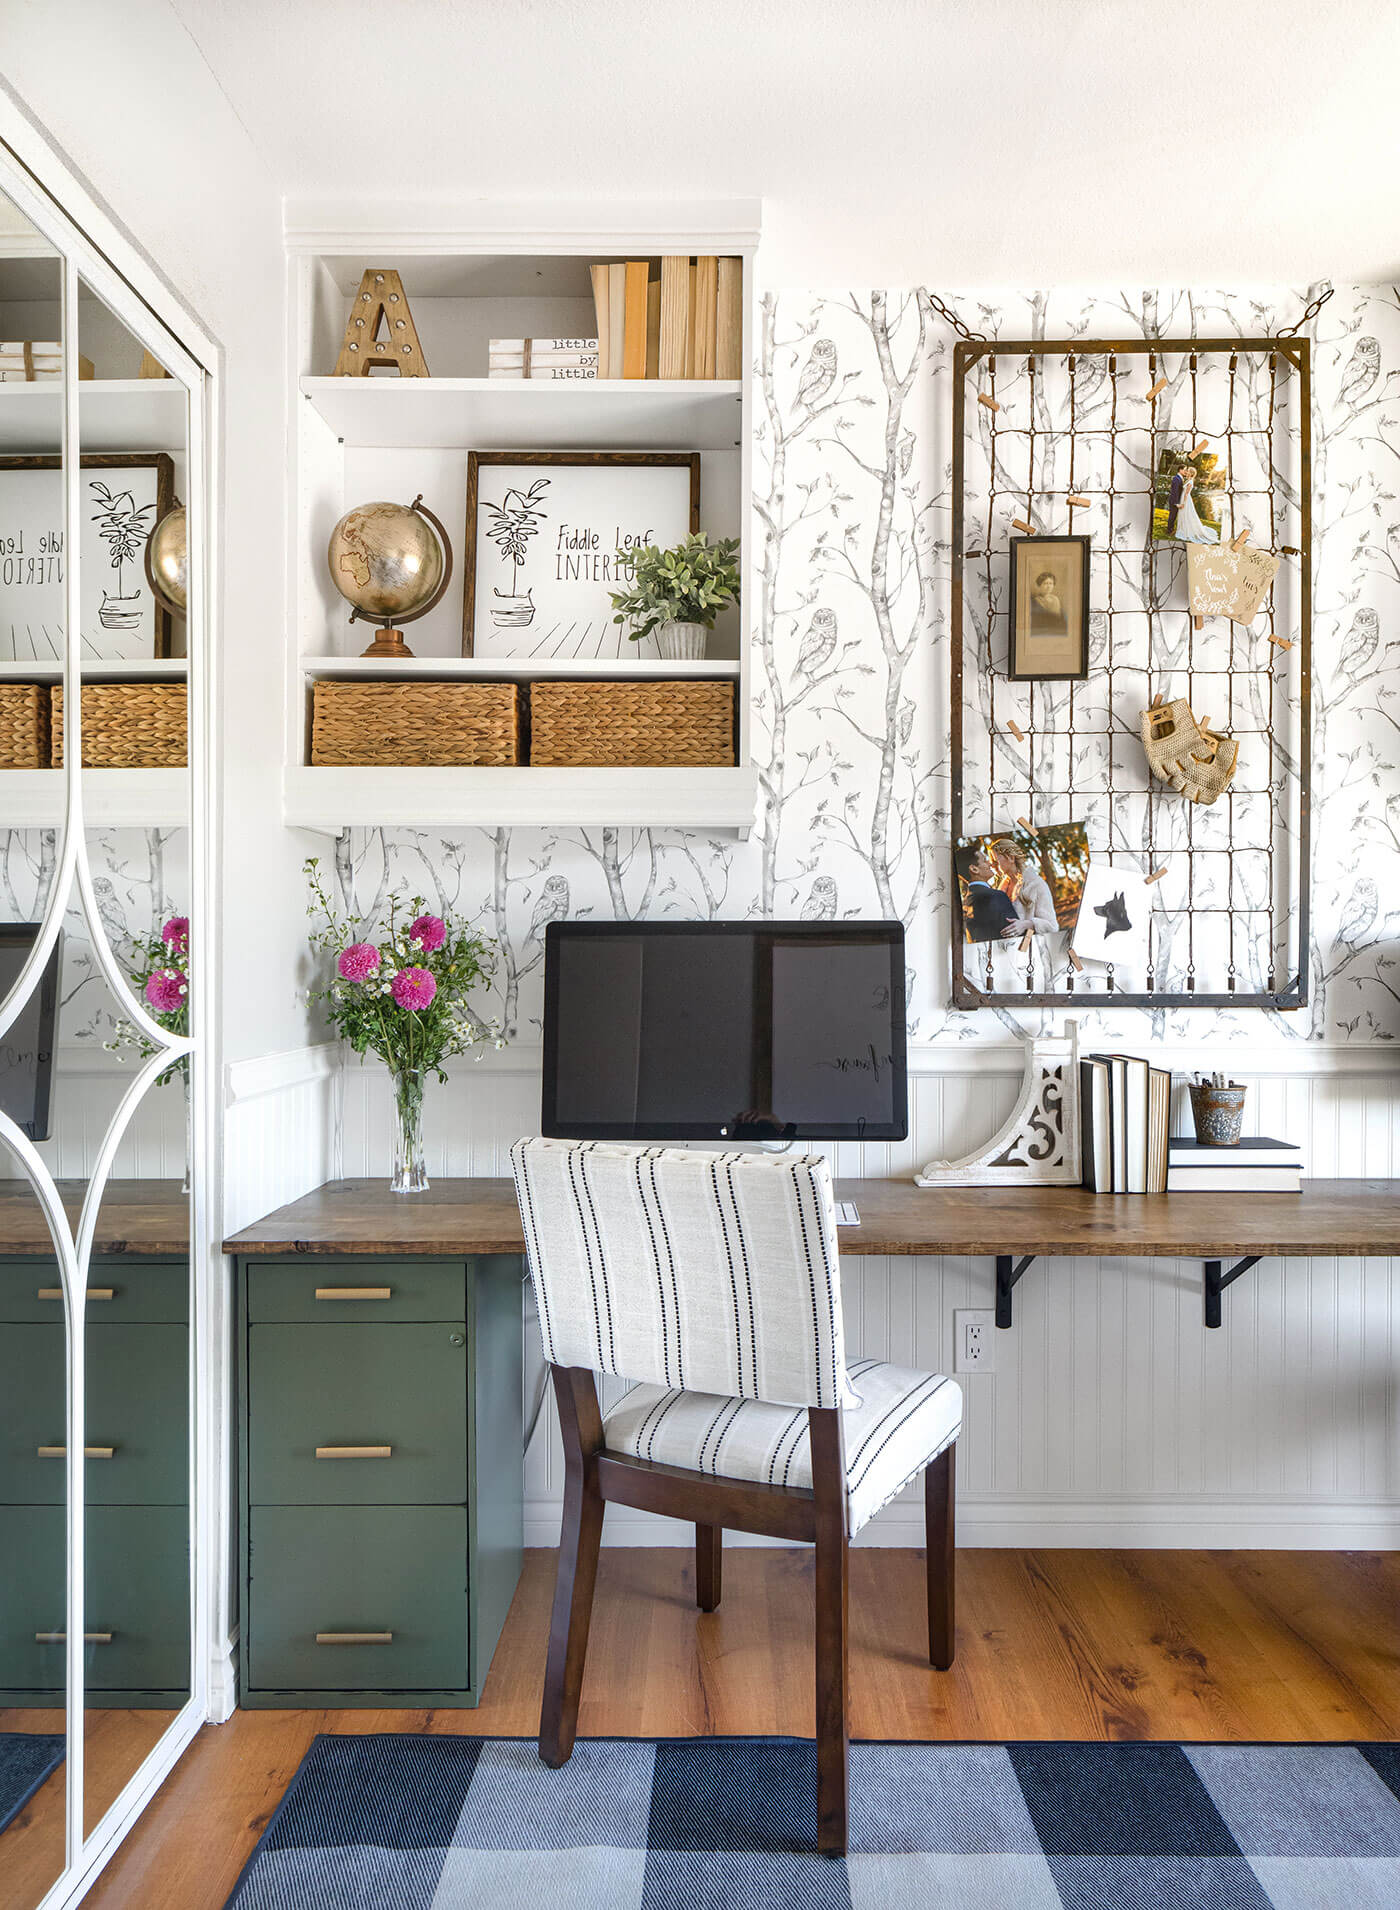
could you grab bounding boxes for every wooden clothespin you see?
[1231,528,1251,552]
[1192,614,1205,631]
[1145,375,1169,402]
[1019,926,1035,954]
[1150,690,1164,709]
[1267,634,1294,651]
[1188,437,1209,460]
[1066,492,1091,507]
[1016,815,1036,833]
[1011,517,1037,536]
[977,392,1000,412]
[1144,866,1168,885]
[1067,947,1084,972]
[1006,719,1025,743]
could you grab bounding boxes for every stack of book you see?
[488,338,599,381]
[0,341,93,381]
[1079,1053,1173,1193]
[590,257,743,381]
[1167,1137,1303,1192]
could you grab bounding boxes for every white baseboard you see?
[525,1496,1400,1552]
[207,1629,238,1723]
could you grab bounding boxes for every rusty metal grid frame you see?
[950,335,1312,1012]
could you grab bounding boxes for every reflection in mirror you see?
[0,1136,69,1910]
[0,187,65,1038]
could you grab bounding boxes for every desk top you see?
[222,1176,1400,1260]
[0,1179,188,1256]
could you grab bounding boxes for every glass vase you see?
[390,1065,429,1194]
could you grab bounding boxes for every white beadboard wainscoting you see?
[230,1039,1400,1549]
[33,1057,189,1184]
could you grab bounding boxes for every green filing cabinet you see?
[0,1257,191,1705]
[236,1254,523,1707]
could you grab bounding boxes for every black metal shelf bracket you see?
[1204,1255,1262,1329]
[995,1254,1036,1328]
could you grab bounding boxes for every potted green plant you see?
[609,530,741,660]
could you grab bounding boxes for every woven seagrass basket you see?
[529,680,736,768]
[0,684,51,768]
[311,680,521,766]
[51,683,187,768]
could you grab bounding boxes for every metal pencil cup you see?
[1189,1082,1247,1146]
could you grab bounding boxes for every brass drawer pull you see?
[315,1445,393,1460]
[315,1286,392,1301]
[315,1631,392,1646]
[36,1631,113,1644]
[37,1445,115,1459]
[37,1287,115,1301]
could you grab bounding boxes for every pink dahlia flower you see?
[337,942,381,982]
[145,968,187,1014]
[391,966,437,1011]
[409,913,447,953]
[161,915,190,953]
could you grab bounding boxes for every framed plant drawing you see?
[462,451,700,658]
[0,453,176,661]
[1007,534,1090,680]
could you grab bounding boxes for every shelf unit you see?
[285,204,761,833]
[4,768,189,829]
[0,378,187,454]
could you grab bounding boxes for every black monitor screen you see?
[0,924,61,1145]
[542,921,906,1142]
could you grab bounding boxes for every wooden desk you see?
[224,1176,1400,1329]
[0,1179,188,1257]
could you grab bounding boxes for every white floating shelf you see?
[0,380,188,454]
[283,764,758,836]
[299,376,744,451]
[0,659,187,684]
[1,768,189,829]
[299,653,740,681]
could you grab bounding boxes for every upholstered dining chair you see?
[510,1136,962,1855]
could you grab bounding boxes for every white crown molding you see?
[283,195,763,257]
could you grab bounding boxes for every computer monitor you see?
[542,920,907,1143]
[0,924,62,1145]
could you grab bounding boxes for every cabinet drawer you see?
[0,1324,188,1506]
[245,1259,463,1323]
[0,1505,189,1695]
[247,1505,467,1692]
[247,1323,466,1506]
[0,1259,187,1324]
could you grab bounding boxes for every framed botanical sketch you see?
[0,453,176,662]
[1007,534,1090,681]
[462,451,700,658]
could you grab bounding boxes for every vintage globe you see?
[147,505,187,614]
[327,499,446,624]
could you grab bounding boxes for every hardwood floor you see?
[12,1546,1398,1910]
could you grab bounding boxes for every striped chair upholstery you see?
[512,1137,962,1533]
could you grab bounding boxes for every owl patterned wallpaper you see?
[331,283,1400,1048]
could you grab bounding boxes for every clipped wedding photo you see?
[954,821,1089,945]
[1151,442,1226,545]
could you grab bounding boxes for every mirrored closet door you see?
[0,140,210,1910]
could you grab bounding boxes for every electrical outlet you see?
[954,1309,996,1373]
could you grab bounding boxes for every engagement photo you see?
[1152,443,1225,544]
[954,820,1088,945]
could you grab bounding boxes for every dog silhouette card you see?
[1072,863,1153,970]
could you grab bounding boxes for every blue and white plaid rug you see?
[224,1733,1400,1909]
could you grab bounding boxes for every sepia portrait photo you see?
[1008,535,1090,679]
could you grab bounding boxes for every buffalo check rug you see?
[224,1734,1400,1910]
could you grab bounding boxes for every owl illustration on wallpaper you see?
[795,337,837,413]
[1336,335,1380,410]
[1336,605,1380,682]
[801,875,838,921]
[793,607,838,683]
[526,874,570,945]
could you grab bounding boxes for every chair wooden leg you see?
[926,1442,956,1671]
[809,1409,849,1857]
[540,1369,605,1768]
[696,1523,723,1611]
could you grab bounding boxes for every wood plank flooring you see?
[7,1547,1398,1910]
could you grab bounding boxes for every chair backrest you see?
[511,1137,850,1409]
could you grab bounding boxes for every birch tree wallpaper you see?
[327,284,1400,1049]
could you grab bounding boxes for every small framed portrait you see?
[1008,535,1090,680]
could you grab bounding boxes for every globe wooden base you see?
[360,627,415,659]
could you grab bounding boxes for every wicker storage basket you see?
[311,680,521,766]
[51,683,187,768]
[529,680,736,768]
[0,684,51,768]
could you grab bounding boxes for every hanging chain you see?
[1278,282,1334,338]
[925,289,986,343]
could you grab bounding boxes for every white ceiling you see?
[170,0,1400,287]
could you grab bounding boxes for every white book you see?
[488,354,599,370]
[1168,1168,1302,1192]
[488,337,599,352]
[487,366,599,381]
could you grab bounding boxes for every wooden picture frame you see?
[1007,534,1090,681]
[462,451,701,658]
[0,452,176,661]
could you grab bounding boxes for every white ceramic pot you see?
[656,620,708,660]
